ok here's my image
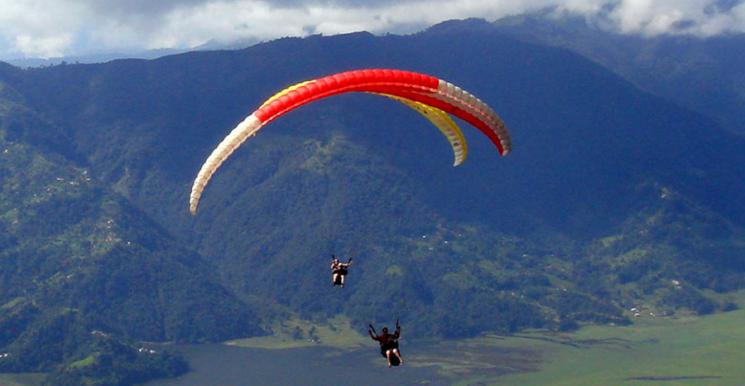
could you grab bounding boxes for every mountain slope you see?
[0,82,263,380]
[1,23,744,344]
[491,14,745,136]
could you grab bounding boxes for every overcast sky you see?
[1,0,743,60]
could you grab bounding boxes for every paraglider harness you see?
[369,320,401,358]
[331,255,352,285]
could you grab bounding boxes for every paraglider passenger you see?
[331,255,352,287]
[368,320,403,367]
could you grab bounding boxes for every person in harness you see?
[368,319,403,367]
[331,255,352,287]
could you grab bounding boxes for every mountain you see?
[0,78,262,383]
[1,18,744,382]
[490,14,745,137]
[4,48,189,69]
[4,38,259,69]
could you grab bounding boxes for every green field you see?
[0,373,44,386]
[444,308,745,385]
[222,305,745,385]
[226,315,369,350]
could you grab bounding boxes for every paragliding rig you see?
[369,319,404,367]
[331,255,352,287]
[189,68,512,214]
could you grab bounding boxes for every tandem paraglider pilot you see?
[368,320,403,367]
[331,255,352,287]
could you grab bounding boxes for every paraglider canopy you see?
[190,68,512,214]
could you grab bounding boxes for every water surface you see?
[145,343,450,386]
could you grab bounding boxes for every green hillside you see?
[0,82,261,384]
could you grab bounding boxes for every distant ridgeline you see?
[1,16,745,384]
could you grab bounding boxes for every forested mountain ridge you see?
[0,18,744,383]
[0,78,261,384]
[489,14,745,136]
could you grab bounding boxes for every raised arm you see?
[368,324,379,340]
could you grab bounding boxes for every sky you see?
[1,0,744,60]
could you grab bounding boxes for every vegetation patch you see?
[226,315,368,350]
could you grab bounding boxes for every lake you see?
[144,343,459,386]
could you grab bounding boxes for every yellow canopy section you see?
[380,94,467,166]
[260,80,313,107]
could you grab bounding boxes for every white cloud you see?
[0,0,88,57]
[609,0,701,35]
[0,0,744,60]
[14,35,73,58]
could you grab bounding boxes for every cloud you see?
[601,0,745,35]
[1,0,744,59]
